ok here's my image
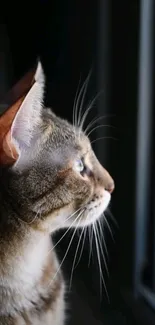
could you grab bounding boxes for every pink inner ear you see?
[0,69,35,166]
[1,130,19,165]
[0,95,26,165]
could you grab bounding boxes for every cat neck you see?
[0,224,62,315]
[0,169,61,310]
[0,224,54,285]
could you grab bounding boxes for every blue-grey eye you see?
[73,159,84,173]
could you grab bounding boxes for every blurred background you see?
[0,0,155,324]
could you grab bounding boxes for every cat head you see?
[0,61,114,232]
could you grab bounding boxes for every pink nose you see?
[106,180,115,194]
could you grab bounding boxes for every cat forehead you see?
[43,112,91,151]
[46,131,90,160]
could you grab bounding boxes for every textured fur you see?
[0,61,114,324]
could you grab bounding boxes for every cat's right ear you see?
[0,60,45,166]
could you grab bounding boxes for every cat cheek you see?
[75,184,93,205]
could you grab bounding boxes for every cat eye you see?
[73,159,85,173]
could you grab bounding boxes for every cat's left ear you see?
[1,60,45,165]
[11,61,45,150]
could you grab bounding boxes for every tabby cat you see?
[0,62,114,324]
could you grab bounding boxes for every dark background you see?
[0,1,155,324]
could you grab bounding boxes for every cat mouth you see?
[76,190,111,227]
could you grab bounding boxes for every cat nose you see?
[105,180,115,194]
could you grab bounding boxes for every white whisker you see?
[74,224,87,270]
[49,213,83,287]
[79,91,102,133]
[87,124,116,138]
[106,209,119,228]
[88,225,94,266]
[103,213,115,243]
[91,136,118,145]
[73,75,82,128]
[14,211,39,225]
[84,114,116,135]
[69,223,85,290]
[98,219,109,258]
[47,208,84,257]
[77,70,92,127]
[93,222,109,302]
[74,70,92,129]
[95,221,109,277]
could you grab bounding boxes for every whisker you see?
[93,222,103,298]
[95,221,109,277]
[77,70,92,127]
[14,211,39,225]
[74,224,87,269]
[98,219,109,258]
[91,136,118,145]
[63,206,84,223]
[106,209,119,228]
[79,91,103,132]
[84,114,116,135]
[47,208,84,256]
[87,124,116,138]
[88,225,94,266]
[72,75,82,129]
[27,212,40,225]
[103,213,115,243]
[49,213,83,287]
[74,70,92,129]
[69,223,85,290]
[93,223,109,302]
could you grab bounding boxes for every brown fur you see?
[0,61,114,324]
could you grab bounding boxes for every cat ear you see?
[11,61,45,154]
[1,61,45,165]
[35,60,45,83]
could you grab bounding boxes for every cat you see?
[0,61,114,325]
